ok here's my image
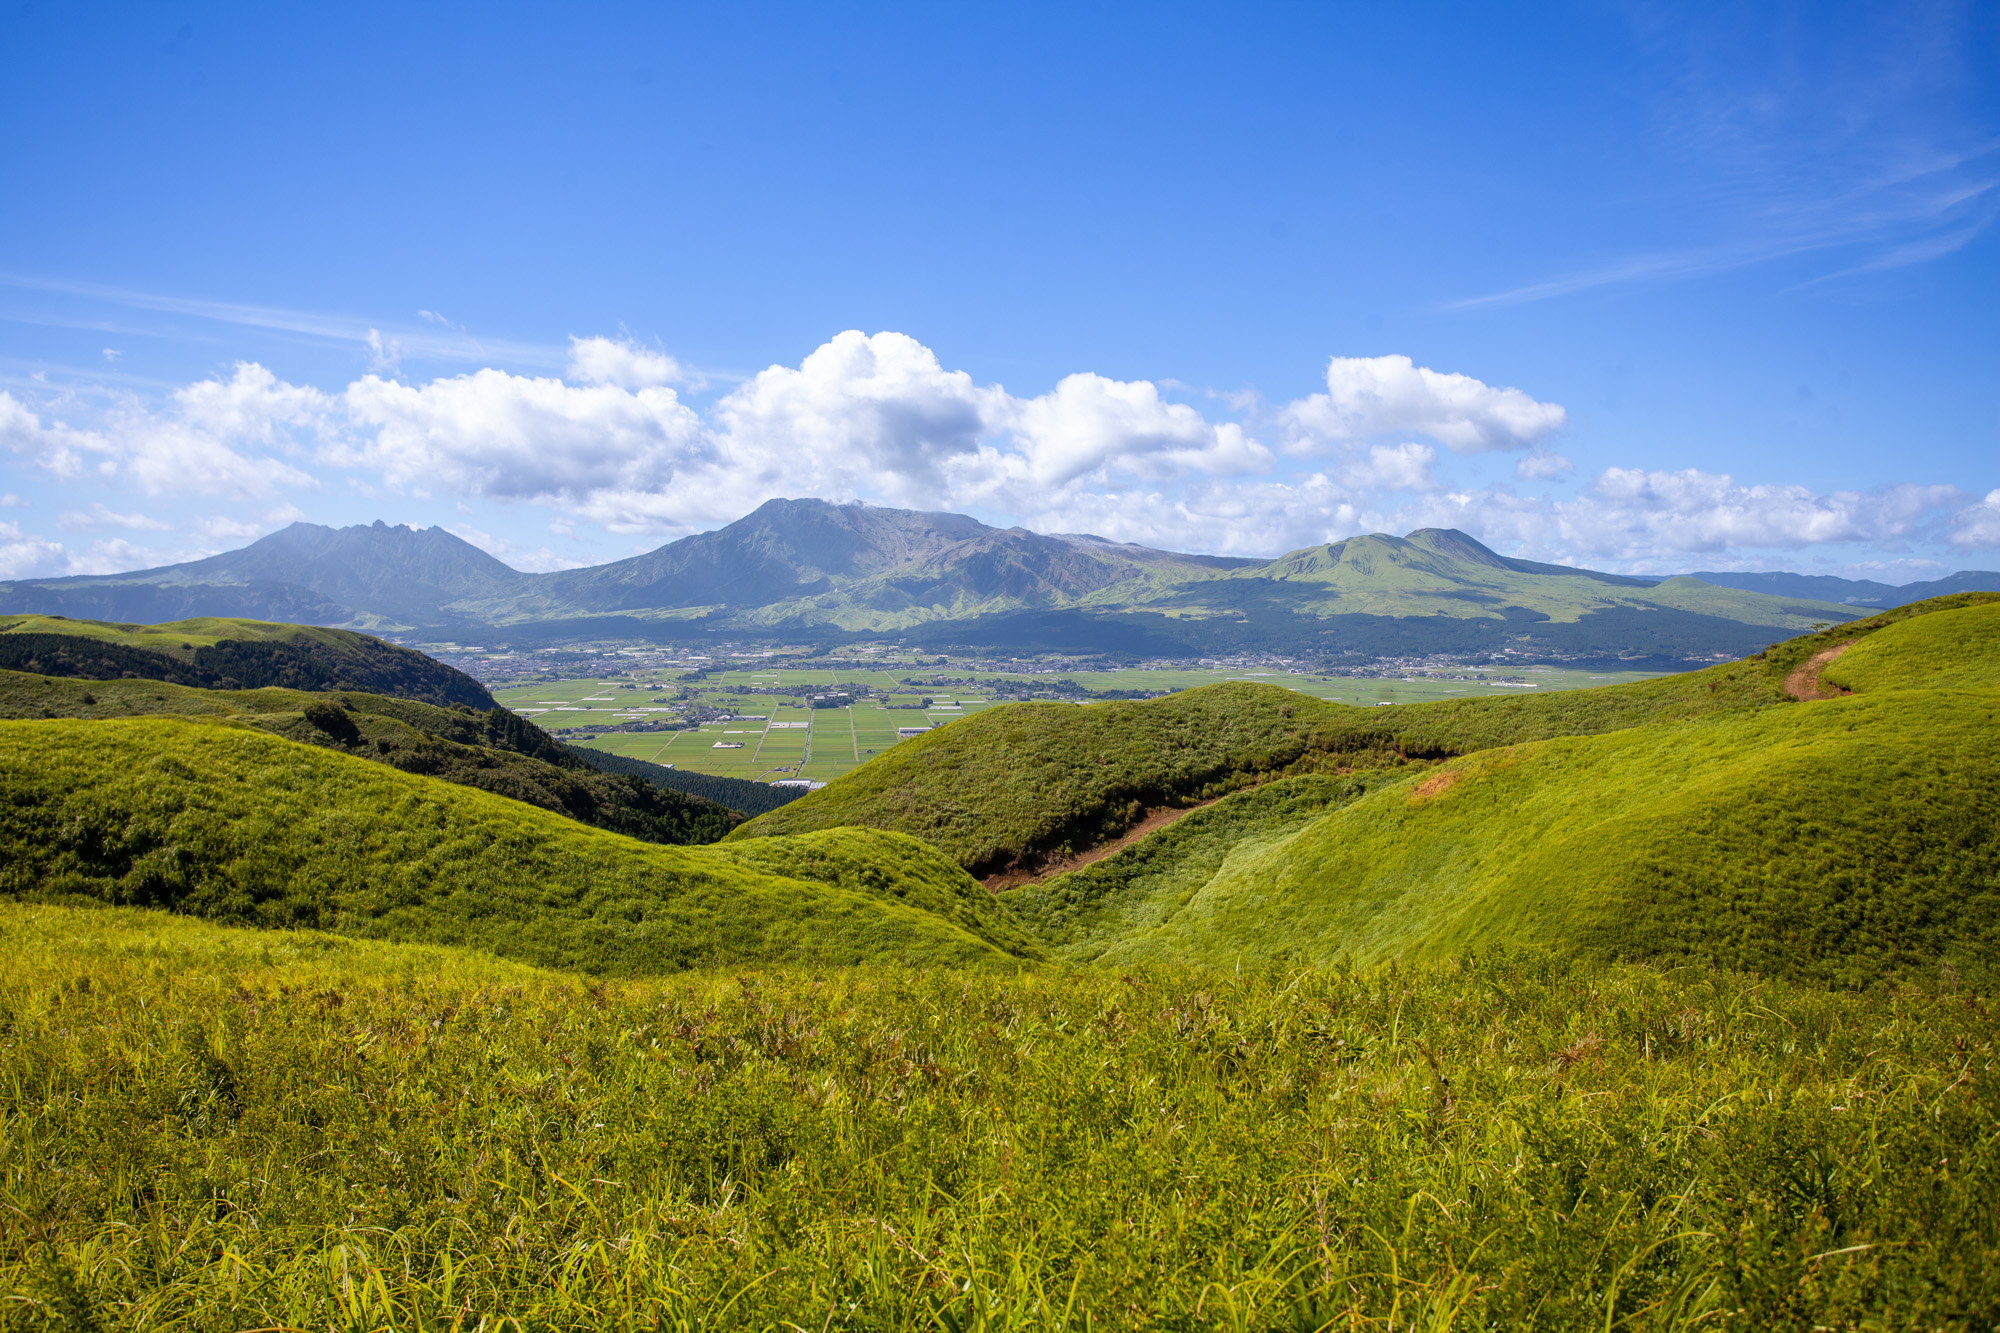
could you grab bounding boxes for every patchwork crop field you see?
[493,664,1663,785]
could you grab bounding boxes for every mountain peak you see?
[1403,528,1510,568]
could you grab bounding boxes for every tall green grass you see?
[4,903,1994,1330]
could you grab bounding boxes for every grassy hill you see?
[1022,678,1996,987]
[741,595,2000,987]
[738,592,1999,879]
[0,717,1034,972]
[7,902,1994,1328]
[0,669,745,844]
[0,613,494,707]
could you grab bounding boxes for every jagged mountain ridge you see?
[1,497,1960,657]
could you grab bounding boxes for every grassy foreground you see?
[3,903,1995,1330]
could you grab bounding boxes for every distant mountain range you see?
[1686,568,2000,607]
[5,498,1993,661]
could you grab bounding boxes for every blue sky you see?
[1,1,1995,578]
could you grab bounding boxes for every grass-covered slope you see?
[1027,604,2000,987]
[0,718,1034,971]
[1006,773,1385,959]
[0,613,494,707]
[0,669,741,845]
[736,592,2000,876]
[1821,600,2000,692]
[7,903,1995,1329]
[732,683,1332,873]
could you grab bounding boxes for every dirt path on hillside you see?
[983,798,1222,891]
[1783,642,1855,700]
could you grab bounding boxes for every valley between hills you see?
[1,585,1995,1326]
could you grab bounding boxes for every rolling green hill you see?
[1022,679,1996,986]
[738,592,1999,879]
[0,669,744,844]
[0,613,494,707]
[740,595,2000,986]
[0,717,1034,972]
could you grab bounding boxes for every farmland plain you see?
[493,663,1664,785]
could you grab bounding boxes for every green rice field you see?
[494,664,1665,784]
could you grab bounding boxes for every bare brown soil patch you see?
[1407,770,1464,802]
[982,799,1221,891]
[1783,642,1855,701]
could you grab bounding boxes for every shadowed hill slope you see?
[0,614,494,708]
[0,669,760,843]
[0,718,1034,972]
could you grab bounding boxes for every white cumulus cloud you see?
[2,368,318,498]
[1950,490,2000,549]
[1000,373,1271,489]
[567,335,684,389]
[1555,468,1959,557]
[1516,452,1574,481]
[710,330,1004,511]
[1282,354,1567,454]
[0,521,67,579]
[339,368,713,531]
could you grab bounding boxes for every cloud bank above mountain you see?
[1,331,1991,580]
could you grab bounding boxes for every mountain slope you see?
[0,717,1033,971]
[0,614,495,708]
[1147,528,1855,629]
[0,520,530,628]
[742,595,2000,984]
[0,502,1904,659]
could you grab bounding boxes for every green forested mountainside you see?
[8,903,1995,1328]
[0,613,494,708]
[0,670,741,845]
[0,718,1031,970]
[736,592,2000,875]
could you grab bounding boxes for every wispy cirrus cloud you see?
[1450,3,2000,310]
[0,271,565,370]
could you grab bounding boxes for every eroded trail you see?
[983,799,1220,891]
[1783,642,1855,700]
